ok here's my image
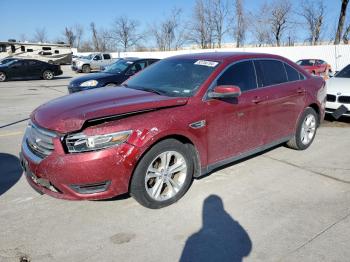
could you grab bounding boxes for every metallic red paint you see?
[20,52,326,201]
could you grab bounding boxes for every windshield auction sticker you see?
[194,60,219,67]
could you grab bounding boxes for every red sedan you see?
[20,52,326,208]
[296,59,332,76]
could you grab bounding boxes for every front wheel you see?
[0,71,7,82]
[82,64,91,73]
[286,107,318,150]
[130,139,194,209]
[42,70,54,80]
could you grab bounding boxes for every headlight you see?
[80,80,98,87]
[65,130,132,153]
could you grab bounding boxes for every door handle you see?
[297,88,305,94]
[252,96,267,104]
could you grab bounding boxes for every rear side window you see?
[103,54,111,59]
[217,61,257,92]
[284,63,300,81]
[254,60,287,87]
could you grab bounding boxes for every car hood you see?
[32,87,188,133]
[326,77,350,94]
[70,72,121,86]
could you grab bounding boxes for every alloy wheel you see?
[300,114,316,145]
[145,151,187,201]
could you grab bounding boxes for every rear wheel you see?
[42,70,54,80]
[0,72,6,82]
[286,107,318,150]
[130,139,194,209]
[82,64,91,73]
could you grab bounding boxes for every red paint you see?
[297,59,332,75]
[21,52,326,200]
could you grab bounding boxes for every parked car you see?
[296,59,332,76]
[325,64,350,118]
[71,53,117,73]
[0,59,62,82]
[68,58,160,93]
[20,52,325,208]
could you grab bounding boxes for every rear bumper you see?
[20,138,140,200]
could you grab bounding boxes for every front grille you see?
[326,94,336,102]
[338,96,350,104]
[26,122,56,158]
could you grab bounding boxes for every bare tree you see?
[299,0,325,45]
[211,0,229,48]
[343,24,350,43]
[63,27,76,47]
[250,3,273,46]
[335,0,349,44]
[187,0,214,49]
[232,0,246,47]
[33,27,48,43]
[268,0,292,46]
[150,8,186,51]
[79,41,94,52]
[110,16,142,51]
[90,22,101,51]
[74,24,84,49]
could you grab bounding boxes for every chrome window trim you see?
[203,57,307,101]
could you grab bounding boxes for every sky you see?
[0,0,343,47]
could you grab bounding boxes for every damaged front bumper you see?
[20,137,139,200]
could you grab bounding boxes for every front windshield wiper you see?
[122,84,167,96]
[139,87,165,96]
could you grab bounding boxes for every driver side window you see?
[217,61,257,92]
[128,62,146,75]
[94,55,102,61]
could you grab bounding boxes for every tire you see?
[286,107,318,150]
[130,139,194,209]
[0,71,7,82]
[42,70,54,80]
[48,60,53,64]
[82,64,91,73]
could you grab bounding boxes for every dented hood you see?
[32,87,188,133]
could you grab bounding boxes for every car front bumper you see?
[20,136,139,200]
[326,95,350,117]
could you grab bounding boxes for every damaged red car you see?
[20,52,326,208]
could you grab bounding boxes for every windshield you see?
[104,59,132,74]
[296,60,315,66]
[85,54,94,60]
[335,64,350,78]
[125,58,219,97]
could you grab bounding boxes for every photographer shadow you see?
[180,195,252,262]
[0,153,23,196]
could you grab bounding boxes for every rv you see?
[0,40,72,65]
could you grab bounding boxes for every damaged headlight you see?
[80,80,98,87]
[65,130,132,153]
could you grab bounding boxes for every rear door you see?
[27,60,43,77]
[205,60,270,165]
[254,60,305,143]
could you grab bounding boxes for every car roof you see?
[122,57,159,62]
[168,52,289,63]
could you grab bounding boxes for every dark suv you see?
[68,58,159,93]
[20,52,326,208]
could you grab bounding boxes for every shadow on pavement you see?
[180,195,252,262]
[0,153,23,196]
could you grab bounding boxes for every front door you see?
[7,60,28,79]
[205,60,269,165]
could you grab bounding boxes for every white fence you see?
[77,45,350,72]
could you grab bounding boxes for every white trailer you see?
[0,40,72,64]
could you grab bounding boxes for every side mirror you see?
[208,85,241,99]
